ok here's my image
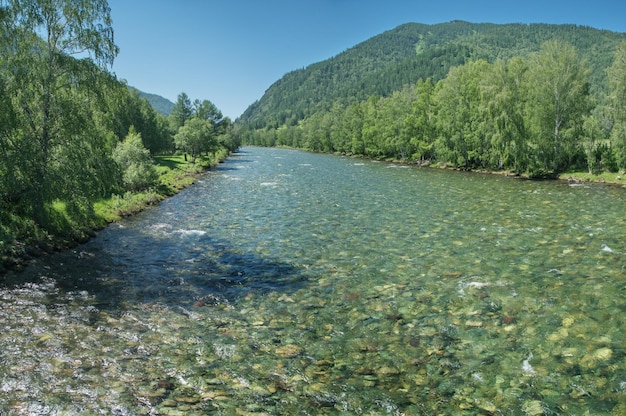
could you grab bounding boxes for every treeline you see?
[0,0,237,262]
[241,40,626,177]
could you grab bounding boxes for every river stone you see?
[235,410,271,416]
[202,391,228,400]
[522,400,544,415]
[275,344,302,358]
[376,366,400,377]
[175,396,201,404]
[205,378,224,385]
[477,401,497,413]
[161,399,178,407]
[593,347,613,361]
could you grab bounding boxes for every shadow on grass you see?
[153,155,188,171]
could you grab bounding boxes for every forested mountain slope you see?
[135,89,175,116]
[238,21,626,130]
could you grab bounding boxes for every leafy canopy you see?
[0,0,119,226]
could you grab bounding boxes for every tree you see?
[482,58,529,172]
[360,96,384,157]
[378,86,417,160]
[98,84,173,155]
[404,78,436,161]
[346,103,364,155]
[1,0,118,226]
[194,99,223,125]
[525,40,592,175]
[606,41,626,170]
[170,92,194,132]
[174,118,218,162]
[434,60,492,169]
[218,117,241,152]
[112,128,158,191]
[328,102,351,153]
[582,113,603,174]
[0,77,18,209]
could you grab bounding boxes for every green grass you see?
[94,191,164,223]
[94,153,216,221]
[558,171,625,184]
[153,155,188,172]
[94,151,232,221]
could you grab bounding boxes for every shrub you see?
[112,129,158,191]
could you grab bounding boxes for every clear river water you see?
[1,147,625,415]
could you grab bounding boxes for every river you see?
[1,147,625,415]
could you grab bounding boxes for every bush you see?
[112,129,158,191]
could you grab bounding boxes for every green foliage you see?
[168,95,228,160]
[94,191,163,223]
[136,89,175,116]
[100,83,173,154]
[0,78,18,208]
[174,118,218,161]
[169,92,194,131]
[218,118,241,152]
[434,60,492,169]
[244,38,613,176]
[0,1,236,271]
[404,78,436,161]
[481,58,529,172]
[525,40,592,174]
[238,21,626,133]
[194,99,223,124]
[240,22,626,176]
[112,129,158,191]
[606,42,626,170]
[1,0,119,227]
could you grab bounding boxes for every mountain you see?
[133,89,175,116]
[238,21,626,130]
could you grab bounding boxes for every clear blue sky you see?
[107,0,626,119]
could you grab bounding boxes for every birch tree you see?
[526,40,592,175]
[606,41,626,170]
[1,0,118,226]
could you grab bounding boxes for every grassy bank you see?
[346,150,626,186]
[558,171,625,185]
[0,150,228,274]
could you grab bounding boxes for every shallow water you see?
[1,147,625,415]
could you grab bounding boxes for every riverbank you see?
[271,146,626,186]
[0,150,230,274]
[346,151,626,186]
[557,170,624,185]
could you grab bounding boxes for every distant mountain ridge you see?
[131,88,175,116]
[238,21,626,129]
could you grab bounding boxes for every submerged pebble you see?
[522,400,544,415]
[275,344,302,358]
